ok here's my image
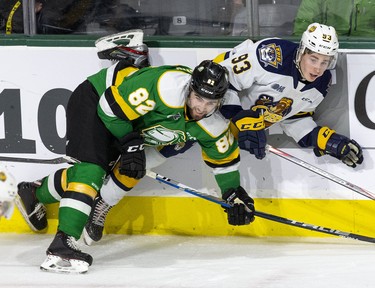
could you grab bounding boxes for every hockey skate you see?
[83,196,112,246]
[95,29,150,68]
[41,231,93,274]
[15,181,47,231]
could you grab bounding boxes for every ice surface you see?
[1,233,375,287]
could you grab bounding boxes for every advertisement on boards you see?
[1,46,375,199]
[347,54,375,148]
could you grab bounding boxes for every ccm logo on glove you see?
[119,132,146,179]
[126,144,144,153]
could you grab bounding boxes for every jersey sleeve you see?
[196,113,241,194]
[97,88,134,139]
[279,116,318,143]
[220,88,243,119]
[88,61,139,97]
[97,67,159,139]
[97,66,190,139]
[214,39,263,92]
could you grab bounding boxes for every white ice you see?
[1,233,375,288]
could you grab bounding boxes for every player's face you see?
[186,91,220,121]
[300,52,332,82]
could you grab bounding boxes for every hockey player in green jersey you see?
[15,59,255,274]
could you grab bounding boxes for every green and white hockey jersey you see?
[89,62,241,193]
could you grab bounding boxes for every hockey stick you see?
[0,155,77,164]
[147,170,375,243]
[1,152,373,243]
[267,145,375,201]
[146,170,228,206]
[2,148,374,201]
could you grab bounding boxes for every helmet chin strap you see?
[295,59,307,82]
[199,97,223,119]
[203,104,220,118]
[186,104,215,120]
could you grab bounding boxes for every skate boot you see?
[97,43,150,68]
[95,29,150,68]
[15,181,47,231]
[83,196,112,246]
[40,230,93,274]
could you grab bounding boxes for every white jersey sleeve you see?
[279,117,318,142]
[216,39,265,91]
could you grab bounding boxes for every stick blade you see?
[0,156,76,164]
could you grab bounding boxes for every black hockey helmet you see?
[190,60,229,100]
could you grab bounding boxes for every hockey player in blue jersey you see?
[215,22,363,168]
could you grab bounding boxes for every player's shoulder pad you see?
[197,112,230,138]
[158,66,192,108]
[256,38,298,74]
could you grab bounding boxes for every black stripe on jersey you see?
[112,61,134,85]
[54,168,66,198]
[116,60,135,71]
[220,104,242,119]
[63,190,93,206]
[287,111,314,120]
[223,51,231,60]
[104,88,130,121]
[204,156,240,169]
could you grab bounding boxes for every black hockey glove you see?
[232,108,267,159]
[119,132,146,179]
[312,127,363,168]
[222,186,255,226]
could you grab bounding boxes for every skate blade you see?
[14,195,46,233]
[95,29,144,51]
[40,255,89,274]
